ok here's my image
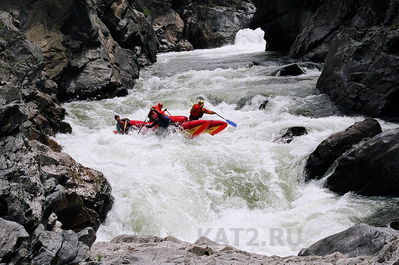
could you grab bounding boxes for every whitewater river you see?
[55,29,399,256]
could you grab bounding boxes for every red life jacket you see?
[190,104,212,120]
[152,104,165,115]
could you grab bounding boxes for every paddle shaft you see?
[215,113,227,120]
[138,110,151,134]
[215,113,237,127]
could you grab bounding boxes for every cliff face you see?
[0,0,160,263]
[0,9,115,264]
[252,0,399,119]
[1,0,158,102]
[134,0,256,52]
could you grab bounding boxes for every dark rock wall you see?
[252,0,399,118]
[251,0,321,52]
[1,0,158,102]
[0,3,121,264]
[317,25,399,119]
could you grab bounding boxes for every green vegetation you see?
[391,20,399,31]
[0,21,4,30]
[143,8,152,17]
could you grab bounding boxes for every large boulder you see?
[299,224,399,257]
[325,128,399,196]
[304,119,382,181]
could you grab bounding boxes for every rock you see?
[299,224,399,258]
[0,136,113,263]
[89,234,371,264]
[0,104,27,137]
[273,64,305,76]
[77,227,97,247]
[0,218,29,264]
[390,220,399,230]
[175,39,193,51]
[31,224,89,265]
[235,95,255,110]
[259,99,269,110]
[325,128,399,196]
[372,238,399,265]
[275,127,308,143]
[304,119,382,181]
[251,0,322,52]
[187,2,256,49]
[0,0,158,102]
[152,6,190,52]
[317,28,399,119]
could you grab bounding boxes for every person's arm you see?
[116,123,122,133]
[203,107,215,114]
[146,122,157,128]
[123,121,128,132]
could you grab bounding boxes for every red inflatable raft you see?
[114,116,228,136]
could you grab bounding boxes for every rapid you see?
[55,28,399,256]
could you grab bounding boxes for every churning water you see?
[55,29,399,256]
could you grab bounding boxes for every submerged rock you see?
[325,127,399,196]
[259,99,269,110]
[274,64,306,76]
[304,119,382,181]
[275,126,308,143]
[299,224,399,257]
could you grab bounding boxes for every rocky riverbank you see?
[82,224,399,264]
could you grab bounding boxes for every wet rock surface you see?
[325,127,399,197]
[272,63,305,76]
[299,224,399,258]
[275,127,308,144]
[304,119,382,181]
